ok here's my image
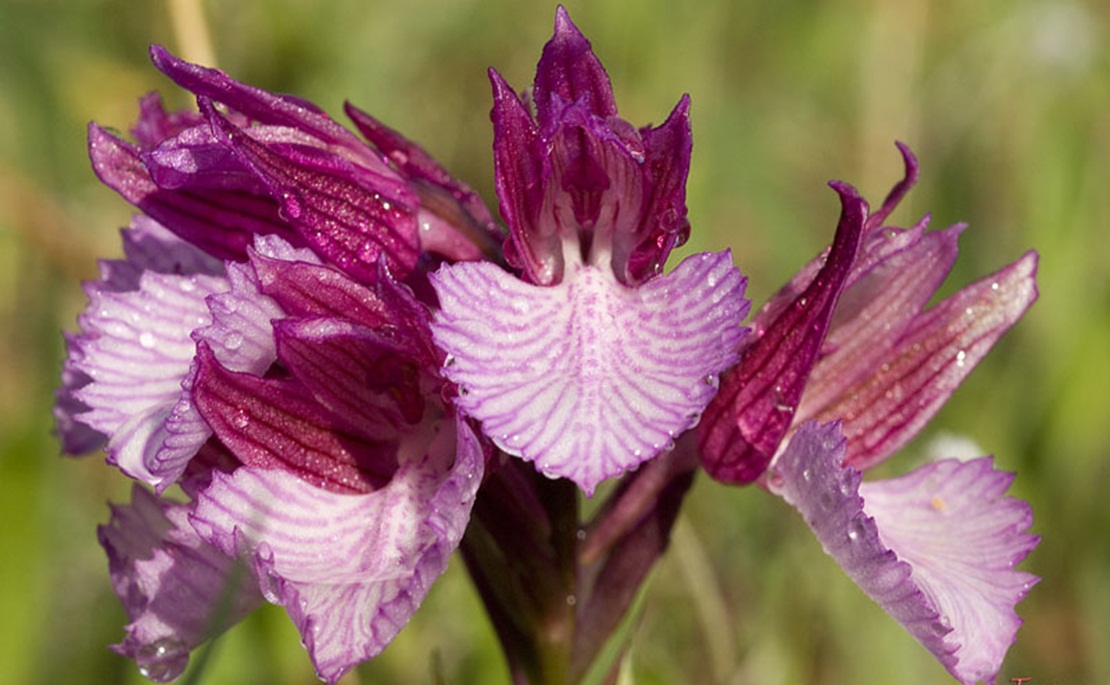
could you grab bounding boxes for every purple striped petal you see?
[274,318,427,436]
[771,421,1037,685]
[99,485,262,683]
[811,251,1039,470]
[698,182,866,484]
[189,416,483,683]
[72,268,224,485]
[431,250,748,494]
[55,218,222,456]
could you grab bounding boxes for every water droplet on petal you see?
[136,638,190,683]
[955,350,967,367]
[224,332,243,351]
[231,411,250,429]
[801,468,813,482]
[139,332,156,349]
[847,518,867,542]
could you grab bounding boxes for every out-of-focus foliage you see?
[1,0,1105,683]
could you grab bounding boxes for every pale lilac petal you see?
[770,421,1037,685]
[99,485,262,682]
[72,269,224,484]
[189,416,483,683]
[813,251,1039,470]
[431,251,748,494]
[861,459,1039,685]
[154,257,288,485]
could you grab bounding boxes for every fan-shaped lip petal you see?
[430,250,749,494]
[769,421,1039,685]
[188,415,483,683]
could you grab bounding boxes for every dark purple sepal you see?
[251,254,440,368]
[533,6,619,130]
[274,318,428,437]
[614,95,693,285]
[344,103,502,260]
[489,68,560,284]
[201,98,421,283]
[191,343,399,494]
[149,46,375,158]
[865,142,920,231]
[131,92,204,148]
[698,182,867,484]
[88,123,294,261]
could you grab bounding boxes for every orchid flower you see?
[55,7,1037,685]
[699,147,1039,685]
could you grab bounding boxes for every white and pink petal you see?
[431,250,747,494]
[769,421,1038,685]
[189,416,483,683]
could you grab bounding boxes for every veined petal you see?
[189,416,483,683]
[344,102,501,261]
[489,68,558,284]
[431,250,748,494]
[798,225,963,420]
[861,458,1039,685]
[813,251,1039,470]
[99,485,262,683]
[72,268,224,484]
[770,422,1037,685]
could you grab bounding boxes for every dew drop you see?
[139,332,156,349]
[381,200,392,211]
[565,594,577,606]
[231,411,250,429]
[136,638,189,683]
[281,193,303,220]
[801,468,813,482]
[847,518,866,542]
[990,281,1000,291]
[444,354,455,367]
[224,332,244,351]
[178,278,197,293]
[955,350,967,367]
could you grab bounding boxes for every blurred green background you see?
[1,0,1105,683]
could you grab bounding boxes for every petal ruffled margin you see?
[189,415,483,683]
[769,422,1038,685]
[431,250,748,494]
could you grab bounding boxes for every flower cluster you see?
[56,7,1038,685]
